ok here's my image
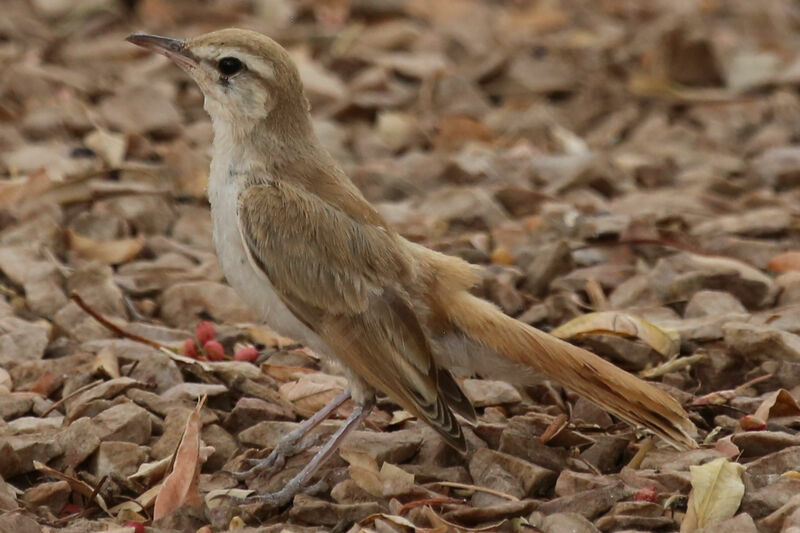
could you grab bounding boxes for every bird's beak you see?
[126,33,198,70]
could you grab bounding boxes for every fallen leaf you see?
[92,346,120,379]
[66,229,144,265]
[551,311,680,358]
[754,389,800,421]
[153,397,206,520]
[680,457,745,532]
[33,461,110,513]
[84,128,127,168]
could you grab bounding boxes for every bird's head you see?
[127,29,310,136]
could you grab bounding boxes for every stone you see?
[732,431,800,458]
[741,477,800,519]
[91,402,152,445]
[695,512,758,533]
[691,207,793,239]
[745,446,800,489]
[540,512,601,533]
[24,261,67,318]
[460,379,522,407]
[90,441,147,479]
[724,322,800,363]
[594,514,676,531]
[160,281,256,328]
[468,448,557,505]
[238,420,339,451]
[521,240,574,296]
[555,470,616,497]
[536,482,632,518]
[202,424,238,472]
[777,272,800,305]
[685,290,747,318]
[0,317,51,368]
[0,393,34,420]
[3,434,62,476]
[288,494,384,526]
[54,417,102,469]
[0,513,41,533]
[223,397,295,433]
[649,253,778,309]
[498,414,569,471]
[339,429,423,465]
[579,436,629,474]
[23,480,71,515]
[753,145,800,190]
[100,85,182,136]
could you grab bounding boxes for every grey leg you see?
[234,389,351,481]
[239,397,374,508]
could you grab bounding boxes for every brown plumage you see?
[127,27,697,505]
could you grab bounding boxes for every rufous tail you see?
[444,291,698,449]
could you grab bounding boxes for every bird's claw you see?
[232,434,320,481]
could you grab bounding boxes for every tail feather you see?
[444,291,698,449]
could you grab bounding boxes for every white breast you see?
[207,145,334,359]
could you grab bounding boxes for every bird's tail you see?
[441,290,698,449]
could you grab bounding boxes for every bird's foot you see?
[232,478,326,509]
[232,433,320,481]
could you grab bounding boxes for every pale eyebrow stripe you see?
[192,45,275,81]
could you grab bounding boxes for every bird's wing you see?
[237,182,473,450]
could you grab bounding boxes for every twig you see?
[639,353,707,379]
[397,497,465,515]
[71,291,166,350]
[40,379,103,417]
[433,481,519,501]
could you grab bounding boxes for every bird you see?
[126,29,697,507]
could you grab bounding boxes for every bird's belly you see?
[209,184,333,358]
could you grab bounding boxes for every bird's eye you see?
[218,57,243,76]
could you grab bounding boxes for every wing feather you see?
[237,182,473,450]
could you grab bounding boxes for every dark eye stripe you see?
[218,57,243,76]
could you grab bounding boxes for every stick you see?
[70,291,166,350]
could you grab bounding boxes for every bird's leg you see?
[234,389,351,481]
[240,396,374,507]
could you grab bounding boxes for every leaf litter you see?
[2,0,800,532]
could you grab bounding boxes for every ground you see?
[2,0,800,532]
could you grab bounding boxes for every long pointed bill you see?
[126,33,198,70]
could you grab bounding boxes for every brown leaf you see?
[753,389,800,421]
[153,397,206,520]
[551,311,680,358]
[66,229,144,265]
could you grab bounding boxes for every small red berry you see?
[234,346,259,363]
[60,503,82,517]
[182,338,198,358]
[739,415,767,431]
[123,522,146,533]
[196,321,216,345]
[633,487,658,502]
[204,340,226,361]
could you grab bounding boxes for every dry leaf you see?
[153,397,206,520]
[424,505,506,532]
[66,229,144,265]
[340,450,416,498]
[84,128,127,168]
[754,389,800,421]
[551,311,680,358]
[33,461,110,513]
[92,345,120,379]
[279,373,347,417]
[681,457,745,532]
[0,169,54,208]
